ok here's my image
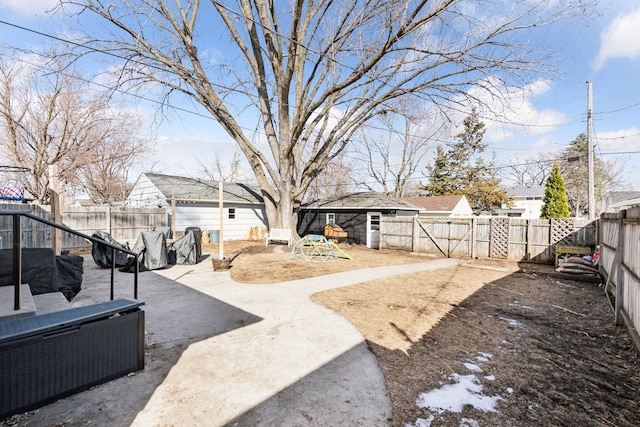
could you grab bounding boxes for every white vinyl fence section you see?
[600,207,640,349]
[381,216,597,263]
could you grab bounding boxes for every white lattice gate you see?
[489,218,510,259]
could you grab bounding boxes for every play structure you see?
[290,234,352,262]
[0,165,29,201]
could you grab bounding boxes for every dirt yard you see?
[206,240,437,284]
[4,240,640,426]
[210,240,640,427]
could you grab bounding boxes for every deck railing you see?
[0,210,139,311]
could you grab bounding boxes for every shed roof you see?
[143,172,263,204]
[504,185,545,197]
[302,191,420,210]
[398,195,466,212]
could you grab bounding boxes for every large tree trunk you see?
[261,170,301,238]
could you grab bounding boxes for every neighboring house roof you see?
[302,191,420,210]
[504,185,545,198]
[603,191,640,212]
[73,198,96,207]
[606,191,640,205]
[141,172,264,204]
[398,195,466,212]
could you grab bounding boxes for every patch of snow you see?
[499,317,523,327]
[405,415,435,427]
[461,418,480,427]
[507,387,514,394]
[415,374,503,414]
[509,302,535,310]
[463,362,483,372]
[476,353,491,363]
[484,375,496,381]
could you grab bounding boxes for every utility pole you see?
[587,81,595,220]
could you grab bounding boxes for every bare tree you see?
[357,97,445,197]
[500,155,555,187]
[79,111,153,204]
[0,49,152,204]
[306,153,357,201]
[199,150,251,182]
[59,0,595,232]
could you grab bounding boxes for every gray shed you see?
[298,192,419,248]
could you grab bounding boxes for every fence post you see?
[171,192,176,237]
[12,214,22,310]
[471,217,477,259]
[107,205,112,236]
[526,220,532,261]
[412,217,419,253]
[48,164,63,255]
[615,210,626,326]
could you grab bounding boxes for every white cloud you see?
[452,78,568,142]
[595,127,640,152]
[593,8,640,71]
[0,0,58,16]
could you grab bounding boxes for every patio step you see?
[0,284,36,321]
[33,292,96,315]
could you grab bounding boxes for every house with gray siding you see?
[298,192,419,248]
[127,173,267,240]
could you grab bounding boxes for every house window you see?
[228,208,236,219]
[326,213,335,224]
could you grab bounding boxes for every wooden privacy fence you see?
[63,206,167,242]
[600,207,640,348]
[380,216,597,263]
[0,203,167,250]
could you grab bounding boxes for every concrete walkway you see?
[17,255,459,427]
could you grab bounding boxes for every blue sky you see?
[1,0,640,189]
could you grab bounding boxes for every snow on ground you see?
[406,353,509,427]
[498,316,523,328]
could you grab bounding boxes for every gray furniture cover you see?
[184,227,202,260]
[91,230,129,268]
[121,231,168,272]
[170,230,199,265]
[0,248,83,301]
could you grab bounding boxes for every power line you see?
[0,18,589,147]
[3,17,636,185]
[593,101,640,116]
[595,132,640,141]
[0,19,254,98]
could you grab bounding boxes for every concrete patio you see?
[7,253,459,426]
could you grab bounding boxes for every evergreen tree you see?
[423,108,510,211]
[560,133,607,216]
[540,161,570,219]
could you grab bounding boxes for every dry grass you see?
[202,239,441,284]
[199,240,640,427]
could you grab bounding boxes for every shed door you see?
[367,212,381,249]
